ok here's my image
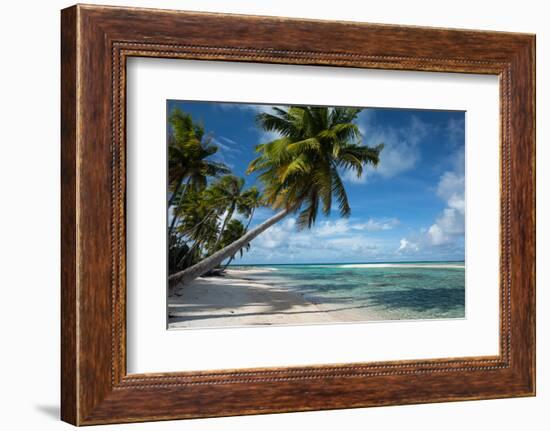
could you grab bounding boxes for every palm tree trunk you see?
[221,207,255,272]
[244,208,255,230]
[210,205,235,253]
[168,179,184,208]
[169,208,292,288]
[168,181,189,236]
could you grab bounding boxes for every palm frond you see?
[330,165,351,217]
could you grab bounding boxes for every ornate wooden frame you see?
[61,4,536,425]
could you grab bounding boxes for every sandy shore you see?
[168,269,378,329]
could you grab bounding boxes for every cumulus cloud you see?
[397,238,419,253]
[352,217,400,232]
[426,169,465,246]
[242,216,397,263]
[315,219,351,236]
[392,120,465,258]
[396,165,465,255]
[301,218,401,237]
[252,218,296,250]
[342,115,432,183]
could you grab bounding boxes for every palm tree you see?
[167,108,229,235]
[169,106,383,287]
[219,219,251,270]
[169,181,261,274]
[207,175,247,253]
[240,186,263,230]
[170,187,221,271]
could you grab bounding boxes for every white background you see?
[0,0,547,430]
[127,59,500,373]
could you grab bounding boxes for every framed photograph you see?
[61,4,536,425]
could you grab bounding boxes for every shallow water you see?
[231,262,465,321]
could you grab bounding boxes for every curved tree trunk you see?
[168,179,184,208]
[244,207,255,230]
[169,208,291,288]
[168,181,189,236]
[209,204,235,253]
[221,207,255,272]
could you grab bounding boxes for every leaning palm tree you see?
[219,219,251,270]
[207,175,247,253]
[240,186,263,230]
[167,108,230,235]
[171,187,222,271]
[169,106,383,287]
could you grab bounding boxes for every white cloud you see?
[387,121,465,257]
[216,136,243,154]
[427,224,445,246]
[252,218,296,250]
[342,114,432,183]
[426,170,465,246]
[242,216,394,263]
[437,171,464,201]
[397,238,419,253]
[397,166,465,254]
[325,237,378,253]
[373,134,419,178]
[293,217,400,238]
[446,117,465,148]
[211,137,240,156]
[219,136,238,145]
[315,219,350,236]
[352,217,400,232]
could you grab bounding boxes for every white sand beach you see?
[168,268,380,329]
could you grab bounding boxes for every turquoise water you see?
[231,262,465,321]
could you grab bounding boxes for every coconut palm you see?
[219,219,251,270]
[168,189,216,272]
[173,187,222,267]
[238,186,263,230]
[167,108,229,235]
[207,175,247,253]
[202,177,264,255]
[169,181,261,273]
[169,106,383,287]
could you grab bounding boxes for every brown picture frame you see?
[61,4,536,426]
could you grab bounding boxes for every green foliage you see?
[167,108,263,274]
[248,106,383,229]
[168,105,382,277]
[219,219,250,258]
[168,107,230,196]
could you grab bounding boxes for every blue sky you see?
[168,100,465,264]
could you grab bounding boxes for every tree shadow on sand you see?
[168,279,379,323]
[167,279,464,325]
